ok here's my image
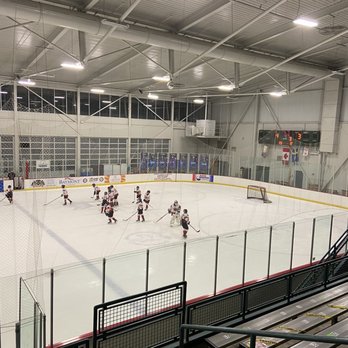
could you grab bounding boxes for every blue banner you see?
[0,180,3,192]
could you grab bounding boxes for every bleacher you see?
[205,283,348,347]
[203,230,348,348]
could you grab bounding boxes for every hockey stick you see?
[0,196,6,202]
[155,212,169,223]
[190,224,200,233]
[123,211,137,221]
[43,196,61,206]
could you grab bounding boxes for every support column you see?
[251,93,260,180]
[170,98,174,152]
[127,94,132,172]
[13,82,20,174]
[76,88,81,176]
[319,77,343,153]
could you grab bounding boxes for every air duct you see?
[0,0,333,78]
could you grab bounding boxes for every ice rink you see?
[1,181,348,346]
[1,181,347,278]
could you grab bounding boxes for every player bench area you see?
[205,282,348,348]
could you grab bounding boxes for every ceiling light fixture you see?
[54,96,65,99]
[269,91,286,97]
[102,100,111,104]
[145,104,152,107]
[293,18,318,28]
[193,98,204,104]
[218,83,235,91]
[18,79,36,86]
[0,91,8,94]
[90,88,105,94]
[152,75,171,82]
[61,62,85,70]
[148,93,159,100]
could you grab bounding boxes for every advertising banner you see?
[25,176,110,189]
[154,173,174,181]
[192,174,214,182]
[0,180,3,192]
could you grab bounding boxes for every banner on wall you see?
[25,175,110,189]
[192,174,214,182]
[282,148,290,165]
[154,173,174,181]
[0,180,3,192]
[36,160,51,169]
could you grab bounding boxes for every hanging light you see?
[148,93,159,100]
[293,18,318,28]
[218,83,235,91]
[61,62,85,70]
[152,75,171,82]
[193,98,204,104]
[90,88,105,94]
[269,91,286,97]
[18,79,36,86]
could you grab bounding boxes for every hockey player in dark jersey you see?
[5,185,13,203]
[105,204,117,224]
[181,209,190,238]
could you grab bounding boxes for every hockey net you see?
[247,185,272,203]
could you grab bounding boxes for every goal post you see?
[247,185,272,203]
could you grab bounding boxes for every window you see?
[0,85,13,111]
[0,135,14,176]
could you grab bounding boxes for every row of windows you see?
[1,85,206,121]
[0,135,14,176]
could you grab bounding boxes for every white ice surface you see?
[1,181,346,276]
[1,182,348,346]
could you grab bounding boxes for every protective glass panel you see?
[217,231,245,292]
[269,222,293,275]
[25,272,51,344]
[332,212,348,253]
[105,250,147,301]
[185,237,216,299]
[244,227,270,282]
[20,280,35,348]
[312,215,332,262]
[293,218,314,268]
[148,243,184,290]
[53,260,103,343]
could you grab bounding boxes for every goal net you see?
[247,185,272,203]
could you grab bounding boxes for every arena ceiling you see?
[0,0,348,100]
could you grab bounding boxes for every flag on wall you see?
[303,147,309,157]
[282,148,290,164]
[292,147,299,163]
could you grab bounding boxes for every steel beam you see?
[78,44,150,85]
[177,0,230,32]
[174,0,288,76]
[120,0,143,23]
[240,28,348,87]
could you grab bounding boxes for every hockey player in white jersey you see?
[143,190,151,210]
[168,200,181,226]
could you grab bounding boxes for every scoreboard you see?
[258,130,320,146]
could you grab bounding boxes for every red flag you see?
[282,148,290,165]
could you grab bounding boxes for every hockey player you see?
[181,209,190,238]
[168,200,181,226]
[61,185,72,205]
[143,190,151,210]
[137,200,145,222]
[100,192,108,214]
[134,186,142,203]
[105,204,117,224]
[92,183,101,200]
[5,185,13,204]
[108,189,116,207]
[111,185,119,206]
